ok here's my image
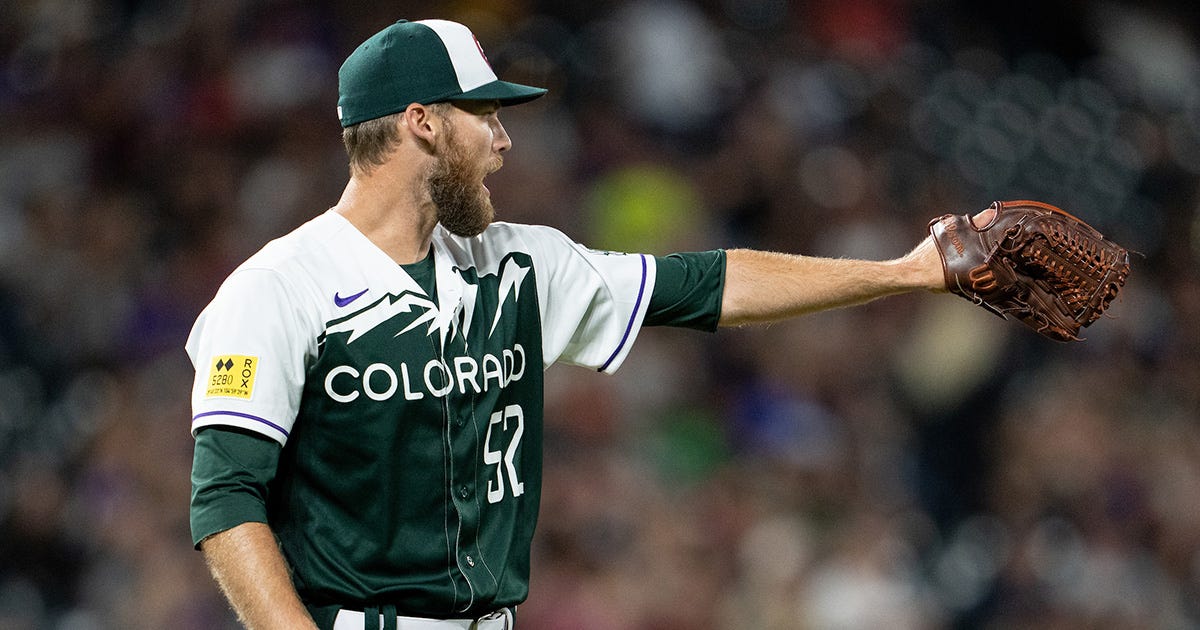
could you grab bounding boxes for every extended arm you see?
[718,234,945,327]
[201,522,319,630]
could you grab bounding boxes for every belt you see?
[332,607,513,630]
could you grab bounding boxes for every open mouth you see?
[483,160,502,196]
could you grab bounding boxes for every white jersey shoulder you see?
[436,222,657,372]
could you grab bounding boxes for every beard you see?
[427,123,499,238]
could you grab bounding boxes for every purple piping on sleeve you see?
[192,410,290,438]
[599,254,648,372]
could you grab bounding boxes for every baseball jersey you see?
[186,210,660,618]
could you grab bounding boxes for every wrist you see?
[895,237,948,293]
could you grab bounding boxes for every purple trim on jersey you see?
[192,410,290,437]
[599,254,648,372]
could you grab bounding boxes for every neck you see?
[333,167,437,265]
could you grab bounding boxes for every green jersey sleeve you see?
[190,426,282,548]
[645,250,726,331]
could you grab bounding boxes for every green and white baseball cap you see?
[337,19,548,127]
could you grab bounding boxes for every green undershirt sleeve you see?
[645,250,726,332]
[190,426,282,549]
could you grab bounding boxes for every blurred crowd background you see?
[1,0,1198,628]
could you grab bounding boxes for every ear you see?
[401,103,439,153]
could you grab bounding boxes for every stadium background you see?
[1,0,1198,627]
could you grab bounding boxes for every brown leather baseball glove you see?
[929,200,1130,341]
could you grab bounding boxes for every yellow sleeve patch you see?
[205,355,259,399]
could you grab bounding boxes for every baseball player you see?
[187,18,964,630]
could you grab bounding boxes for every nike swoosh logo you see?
[334,288,369,308]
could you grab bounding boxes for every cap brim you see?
[455,80,547,106]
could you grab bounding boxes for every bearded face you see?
[426,116,499,238]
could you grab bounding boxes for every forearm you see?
[201,522,319,630]
[718,237,945,327]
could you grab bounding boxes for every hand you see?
[926,200,1130,341]
[910,205,999,292]
[969,205,998,229]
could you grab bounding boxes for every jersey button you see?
[459,485,470,498]
[465,555,475,567]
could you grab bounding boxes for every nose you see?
[493,119,512,153]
